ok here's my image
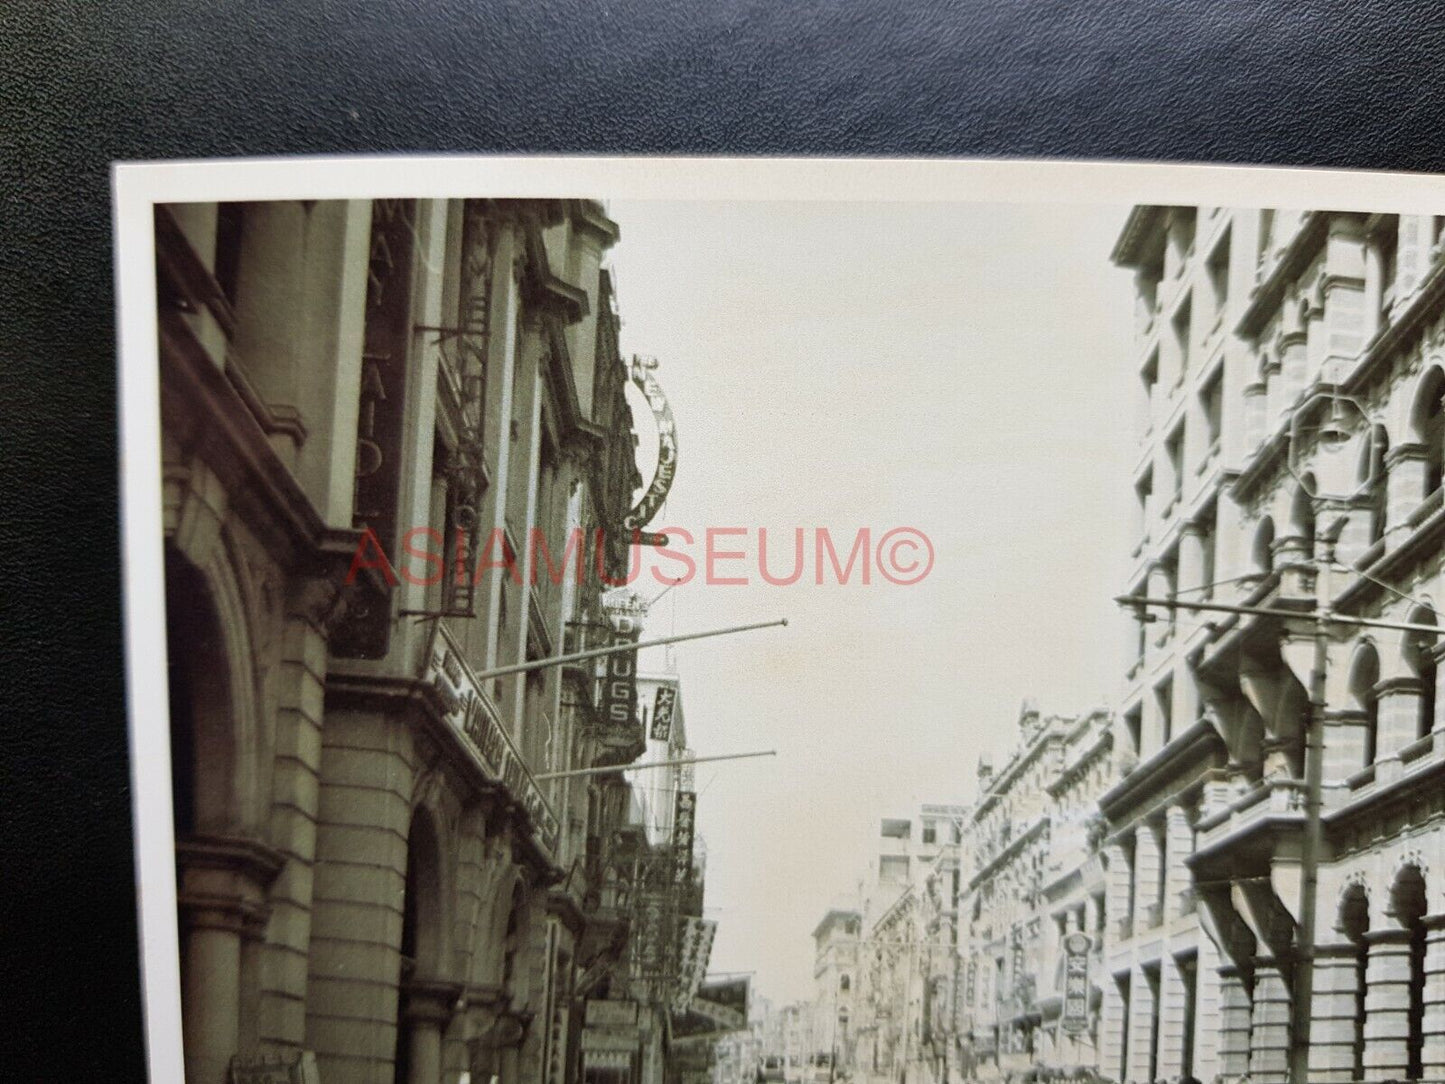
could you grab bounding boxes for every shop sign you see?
[423,623,560,856]
[600,589,643,741]
[1060,932,1092,1034]
[650,683,677,741]
[672,790,696,885]
[333,199,417,659]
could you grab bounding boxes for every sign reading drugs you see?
[600,589,644,743]
[1060,932,1092,1034]
[650,683,678,741]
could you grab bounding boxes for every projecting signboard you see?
[423,623,560,856]
[1060,932,1092,1034]
[650,683,677,741]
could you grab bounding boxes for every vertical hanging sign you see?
[1059,932,1091,1034]
[333,198,416,658]
[650,683,677,741]
[672,790,697,886]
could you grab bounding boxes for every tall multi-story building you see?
[811,908,861,1080]
[1107,205,1445,1083]
[846,806,965,1084]
[156,196,700,1084]
[955,704,1121,1081]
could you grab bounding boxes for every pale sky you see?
[604,199,1135,1005]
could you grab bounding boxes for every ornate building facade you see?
[956,705,1121,1081]
[157,196,701,1084]
[1108,204,1445,1083]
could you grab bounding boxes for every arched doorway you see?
[1391,866,1428,1082]
[1337,884,1370,1081]
[166,545,275,1084]
[395,807,446,1084]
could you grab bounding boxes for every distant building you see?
[956,704,1121,1081]
[848,806,966,1084]
[811,908,861,1078]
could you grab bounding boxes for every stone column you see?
[1363,234,1385,341]
[1248,957,1291,1084]
[1126,966,1157,1084]
[1218,966,1253,1078]
[1308,943,1364,1083]
[1363,927,1415,1080]
[183,909,244,1084]
[1243,380,1268,453]
[401,980,461,1084]
[1385,444,1430,544]
[1420,915,1445,1080]
[176,837,282,1084]
[1278,331,1308,418]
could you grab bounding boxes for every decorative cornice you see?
[1098,720,1226,826]
[1236,212,1330,338]
[1111,206,1167,268]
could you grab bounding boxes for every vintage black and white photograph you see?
[115,159,1445,1084]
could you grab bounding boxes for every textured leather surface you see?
[4,0,1445,1076]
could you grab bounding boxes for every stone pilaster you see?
[1307,943,1364,1084]
[1218,965,1253,1079]
[1105,842,1134,942]
[1155,955,1188,1080]
[1419,915,1445,1080]
[1125,966,1157,1084]
[1163,804,1193,921]
[1384,443,1430,544]
[1133,824,1163,931]
[1100,976,1128,1083]
[1192,937,1221,1081]
[1320,708,1371,783]
[1363,927,1415,1080]
[1248,958,1291,1084]
[1375,675,1424,776]
[306,708,415,1083]
[257,616,328,1050]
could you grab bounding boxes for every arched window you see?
[1290,481,1317,564]
[1410,366,1445,496]
[1348,643,1381,768]
[1252,517,1276,576]
[1360,425,1390,544]
[1403,608,1438,743]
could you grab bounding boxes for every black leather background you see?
[5,0,1445,1076]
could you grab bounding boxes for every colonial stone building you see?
[956,705,1121,1081]
[157,196,693,1084]
[1108,205,1445,1082]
